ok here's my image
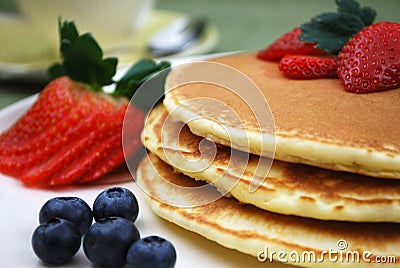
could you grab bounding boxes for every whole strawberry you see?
[338,22,400,93]
[257,27,326,61]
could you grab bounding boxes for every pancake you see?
[136,153,400,267]
[163,52,400,179]
[141,104,400,222]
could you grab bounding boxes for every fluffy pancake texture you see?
[136,153,400,268]
[163,52,400,179]
[142,104,400,222]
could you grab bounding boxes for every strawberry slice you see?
[78,106,145,183]
[3,78,122,183]
[1,76,147,187]
[1,78,121,178]
[338,21,400,93]
[48,130,122,185]
[1,109,109,178]
[49,106,144,185]
[279,55,339,79]
[0,78,89,176]
[0,78,79,156]
[257,27,327,61]
[78,132,142,184]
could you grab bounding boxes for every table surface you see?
[0,0,399,109]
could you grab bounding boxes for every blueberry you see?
[39,196,92,235]
[93,187,139,223]
[126,236,177,268]
[83,217,140,267]
[31,218,81,265]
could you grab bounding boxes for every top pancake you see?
[163,52,400,179]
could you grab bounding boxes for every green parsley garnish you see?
[299,0,376,54]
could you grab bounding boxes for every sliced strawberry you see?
[48,129,121,185]
[257,27,327,61]
[20,129,107,186]
[0,19,169,187]
[27,102,130,185]
[77,106,145,184]
[279,55,339,79]
[47,103,144,185]
[0,79,123,178]
[20,117,122,185]
[338,21,400,93]
[0,77,79,155]
[0,96,97,177]
[0,79,86,177]
[78,132,142,184]
[0,76,139,186]
[0,113,106,178]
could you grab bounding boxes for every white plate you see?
[0,56,291,268]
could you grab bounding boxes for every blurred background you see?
[159,0,399,52]
[0,0,399,108]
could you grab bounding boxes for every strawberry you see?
[0,77,144,186]
[338,21,400,93]
[279,55,339,79]
[0,20,169,186]
[0,77,88,177]
[257,27,327,61]
[0,78,79,156]
[78,133,142,184]
[49,106,144,185]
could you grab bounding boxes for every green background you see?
[0,0,399,109]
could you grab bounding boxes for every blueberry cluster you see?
[31,187,176,267]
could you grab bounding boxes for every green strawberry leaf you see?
[48,18,171,102]
[336,0,375,25]
[49,18,117,90]
[58,19,79,43]
[113,59,171,109]
[47,63,66,78]
[115,59,170,97]
[299,0,376,54]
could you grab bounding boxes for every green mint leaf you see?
[299,0,376,54]
[113,59,171,100]
[48,18,118,90]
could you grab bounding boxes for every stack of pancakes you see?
[136,52,400,267]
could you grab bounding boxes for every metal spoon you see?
[147,16,206,57]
